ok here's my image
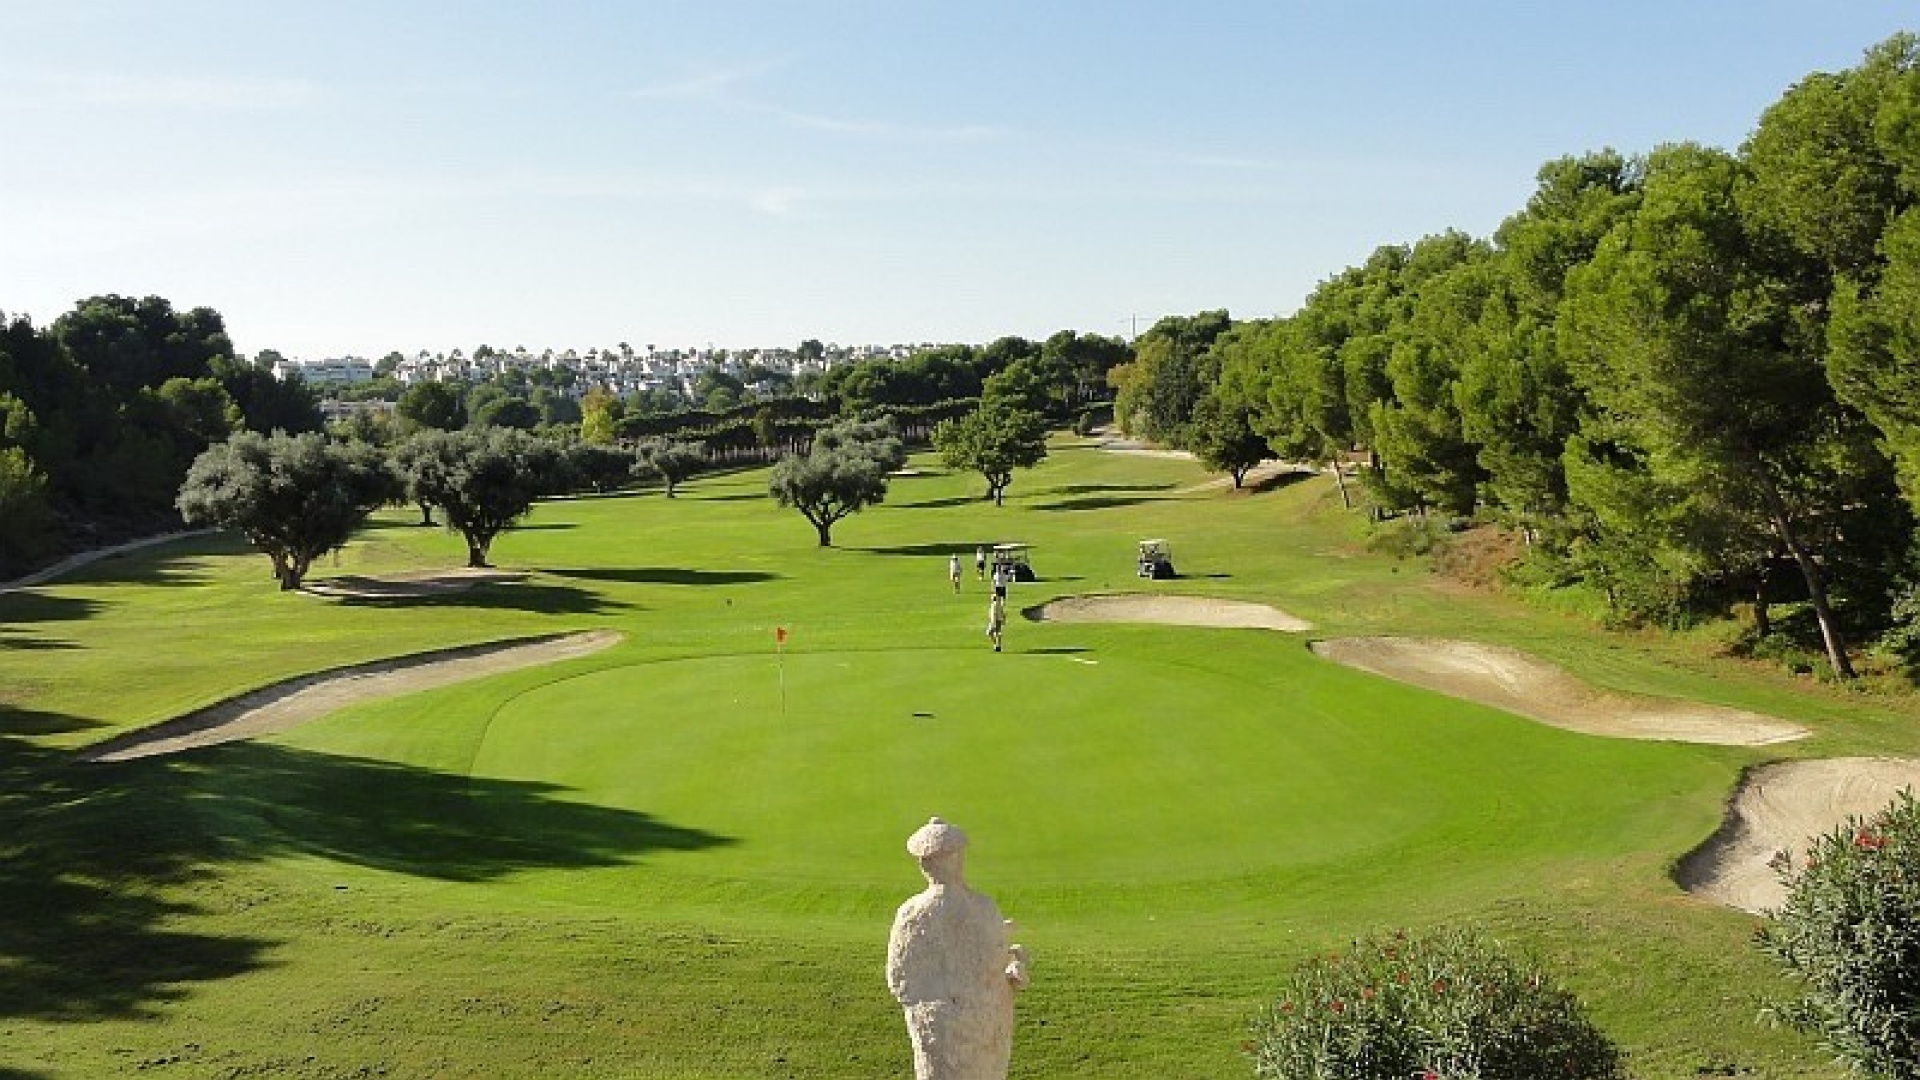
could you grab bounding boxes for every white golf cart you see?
[991,543,1036,583]
[1137,538,1176,579]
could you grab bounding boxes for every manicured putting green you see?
[455,642,1721,893]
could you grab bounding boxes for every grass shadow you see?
[544,567,778,586]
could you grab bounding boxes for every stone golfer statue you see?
[886,817,1030,1080]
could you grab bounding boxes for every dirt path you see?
[1675,758,1920,913]
[1311,636,1806,746]
[1027,594,1311,632]
[78,630,623,763]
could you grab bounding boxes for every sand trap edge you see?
[1023,594,1311,632]
[76,629,624,763]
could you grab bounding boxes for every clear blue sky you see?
[1,2,1911,360]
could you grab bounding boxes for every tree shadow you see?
[0,716,731,1031]
[1039,482,1176,496]
[1032,494,1171,512]
[697,492,771,503]
[543,567,779,587]
[851,543,985,558]
[325,581,631,615]
[1245,469,1316,493]
[896,495,986,510]
[0,592,105,625]
[0,705,102,738]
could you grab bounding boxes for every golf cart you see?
[1137,538,1176,579]
[991,543,1036,583]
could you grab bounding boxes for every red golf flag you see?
[775,626,787,644]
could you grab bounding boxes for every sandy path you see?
[78,630,623,763]
[1675,758,1920,913]
[1310,637,1805,746]
[0,529,218,592]
[1028,594,1311,632]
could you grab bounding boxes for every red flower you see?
[1431,980,1448,994]
[1856,830,1887,851]
[1329,1000,1344,1013]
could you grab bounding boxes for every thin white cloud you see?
[0,71,325,112]
[628,59,1008,145]
[627,59,789,103]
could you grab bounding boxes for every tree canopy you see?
[767,418,902,546]
[176,431,397,590]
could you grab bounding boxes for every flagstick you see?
[776,628,787,716]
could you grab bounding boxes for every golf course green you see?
[5,438,1914,1078]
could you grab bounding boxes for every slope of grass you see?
[4,440,1915,1077]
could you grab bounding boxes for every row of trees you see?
[0,297,323,577]
[1118,35,1920,678]
[179,428,712,587]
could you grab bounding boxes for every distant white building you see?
[275,357,375,387]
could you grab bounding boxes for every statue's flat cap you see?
[907,816,968,858]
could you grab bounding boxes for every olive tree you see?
[177,430,397,590]
[768,418,902,546]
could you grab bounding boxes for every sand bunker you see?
[78,630,622,762]
[1311,637,1806,747]
[301,567,527,600]
[1676,757,1920,914]
[1028,594,1311,632]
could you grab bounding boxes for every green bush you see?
[1759,792,1920,1079]
[1247,927,1627,1080]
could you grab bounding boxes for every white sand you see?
[1028,594,1310,632]
[1675,757,1920,914]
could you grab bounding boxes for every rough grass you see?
[4,443,1917,1077]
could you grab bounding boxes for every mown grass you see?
[4,437,1916,1077]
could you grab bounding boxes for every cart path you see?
[78,629,624,762]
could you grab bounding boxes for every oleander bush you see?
[1759,792,1920,1079]
[1246,927,1627,1080]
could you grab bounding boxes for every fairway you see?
[4,444,1911,1078]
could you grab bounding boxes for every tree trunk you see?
[467,539,492,568]
[1332,462,1351,509]
[416,500,435,527]
[815,522,833,547]
[1760,483,1854,679]
[1753,576,1772,638]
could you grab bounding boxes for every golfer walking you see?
[986,593,1006,652]
[948,553,963,594]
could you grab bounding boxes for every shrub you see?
[1758,792,1920,1079]
[1246,927,1627,1080]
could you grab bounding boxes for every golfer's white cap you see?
[907,817,968,858]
